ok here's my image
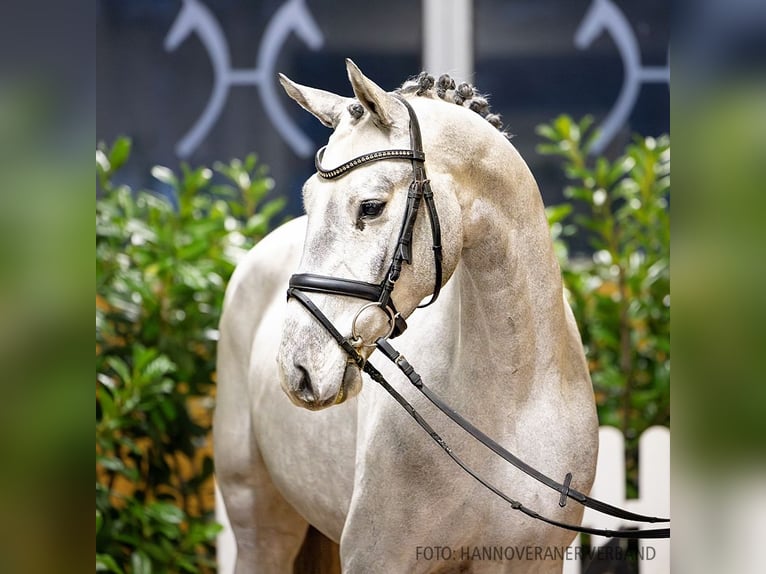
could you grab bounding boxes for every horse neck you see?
[426,107,589,399]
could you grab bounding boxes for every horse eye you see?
[359,200,386,219]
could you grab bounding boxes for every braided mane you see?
[397,72,511,139]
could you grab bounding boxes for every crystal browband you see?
[315,146,425,180]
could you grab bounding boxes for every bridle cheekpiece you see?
[288,94,442,348]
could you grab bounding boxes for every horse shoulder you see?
[214,216,314,569]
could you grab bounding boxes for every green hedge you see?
[96,138,286,573]
[539,116,670,493]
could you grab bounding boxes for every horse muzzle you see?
[279,359,362,410]
[277,312,366,410]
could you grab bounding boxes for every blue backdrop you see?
[97,0,669,233]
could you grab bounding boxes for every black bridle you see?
[289,95,442,340]
[286,95,670,540]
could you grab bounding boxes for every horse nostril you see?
[295,365,315,403]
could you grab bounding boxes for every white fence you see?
[217,426,670,573]
[564,426,670,574]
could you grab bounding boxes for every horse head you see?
[275,60,464,410]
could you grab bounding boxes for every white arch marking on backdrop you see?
[575,0,669,154]
[164,0,324,158]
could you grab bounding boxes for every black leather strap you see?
[361,352,669,539]
[315,146,424,180]
[289,274,408,337]
[284,91,669,540]
[417,179,442,308]
[395,95,443,309]
[372,337,671,539]
[287,288,366,368]
[291,94,441,335]
[283,286,671,539]
[375,338,671,529]
[377,95,443,312]
[290,273,383,302]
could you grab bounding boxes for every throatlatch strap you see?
[417,179,442,308]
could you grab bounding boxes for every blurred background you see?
[96,0,668,222]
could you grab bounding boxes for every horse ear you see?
[278,74,347,129]
[345,59,395,128]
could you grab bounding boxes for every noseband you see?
[288,95,442,345]
[284,95,669,540]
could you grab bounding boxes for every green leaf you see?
[564,186,592,202]
[159,398,177,421]
[578,115,595,136]
[203,521,223,539]
[609,155,635,184]
[97,455,126,473]
[109,137,132,172]
[554,114,572,138]
[132,345,157,372]
[536,143,567,157]
[144,355,177,381]
[106,357,131,384]
[151,165,177,187]
[595,157,611,187]
[177,238,210,261]
[185,166,213,193]
[177,263,208,290]
[564,164,594,182]
[131,550,152,574]
[186,520,223,546]
[96,553,124,574]
[97,384,117,418]
[535,123,558,141]
[96,150,111,175]
[177,556,199,573]
[244,152,258,172]
[545,204,572,225]
[261,197,287,219]
[147,502,185,525]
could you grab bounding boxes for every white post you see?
[215,481,236,574]
[423,0,474,83]
[636,426,670,574]
[565,426,670,573]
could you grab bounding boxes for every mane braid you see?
[396,71,512,139]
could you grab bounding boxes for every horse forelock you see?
[396,71,512,140]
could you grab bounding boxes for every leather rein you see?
[286,95,670,540]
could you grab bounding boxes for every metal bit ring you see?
[351,303,396,348]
